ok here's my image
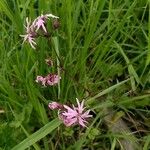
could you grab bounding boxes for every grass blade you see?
[12,118,61,150]
[87,78,130,104]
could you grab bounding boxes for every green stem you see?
[52,36,60,99]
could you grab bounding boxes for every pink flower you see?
[35,75,46,86]
[34,14,59,33]
[61,98,92,127]
[20,33,36,49]
[36,74,61,86]
[34,15,47,33]
[20,14,59,48]
[24,17,35,33]
[46,74,61,86]
[20,17,37,49]
[48,102,63,110]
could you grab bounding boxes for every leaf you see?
[143,135,150,150]
[114,41,142,91]
[12,118,61,150]
[87,78,130,104]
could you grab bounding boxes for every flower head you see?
[20,13,59,48]
[20,33,36,49]
[35,75,46,85]
[24,17,35,33]
[46,74,61,86]
[20,17,37,49]
[34,15,47,33]
[34,14,59,33]
[36,74,61,86]
[48,102,63,110]
[61,98,92,127]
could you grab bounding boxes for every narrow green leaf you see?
[87,78,130,104]
[111,138,117,150]
[143,135,150,150]
[146,1,150,66]
[114,41,141,90]
[52,37,61,99]
[12,118,61,150]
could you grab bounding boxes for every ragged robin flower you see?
[33,13,59,33]
[48,102,63,110]
[20,13,59,49]
[48,98,92,127]
[36,73,61,86]
[20,17,37,49]
[61,98,92,127]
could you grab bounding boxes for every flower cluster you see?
[36,73,61,86]
[20,13,59,49]
[48,98,92,127]
[20,13,93,128]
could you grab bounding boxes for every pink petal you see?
[78,117,86,127]
[63,118,77,127]
[46,14,59,19]
[76,98,85,113]
[81,110,92,118]
[41,24,47,33]
[64,105,75,112]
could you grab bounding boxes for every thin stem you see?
[52,35,61,99]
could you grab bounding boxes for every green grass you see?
[0,0,150,149]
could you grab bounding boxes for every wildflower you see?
[34,14,59,33]
[20,33,37,49]
[20,14,59,48]
[35,75,46,86]
[34,15,47,33]
[61,98,92,127]
[48,102,63,110]
[46,74,61,86]
[20,17,37,49]
[24,17,35,33]
[36,74,61,86]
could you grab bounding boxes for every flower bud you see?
[53,19,60,29]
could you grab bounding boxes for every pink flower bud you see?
[48,102,63,110]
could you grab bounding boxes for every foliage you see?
[0,0,150,149]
